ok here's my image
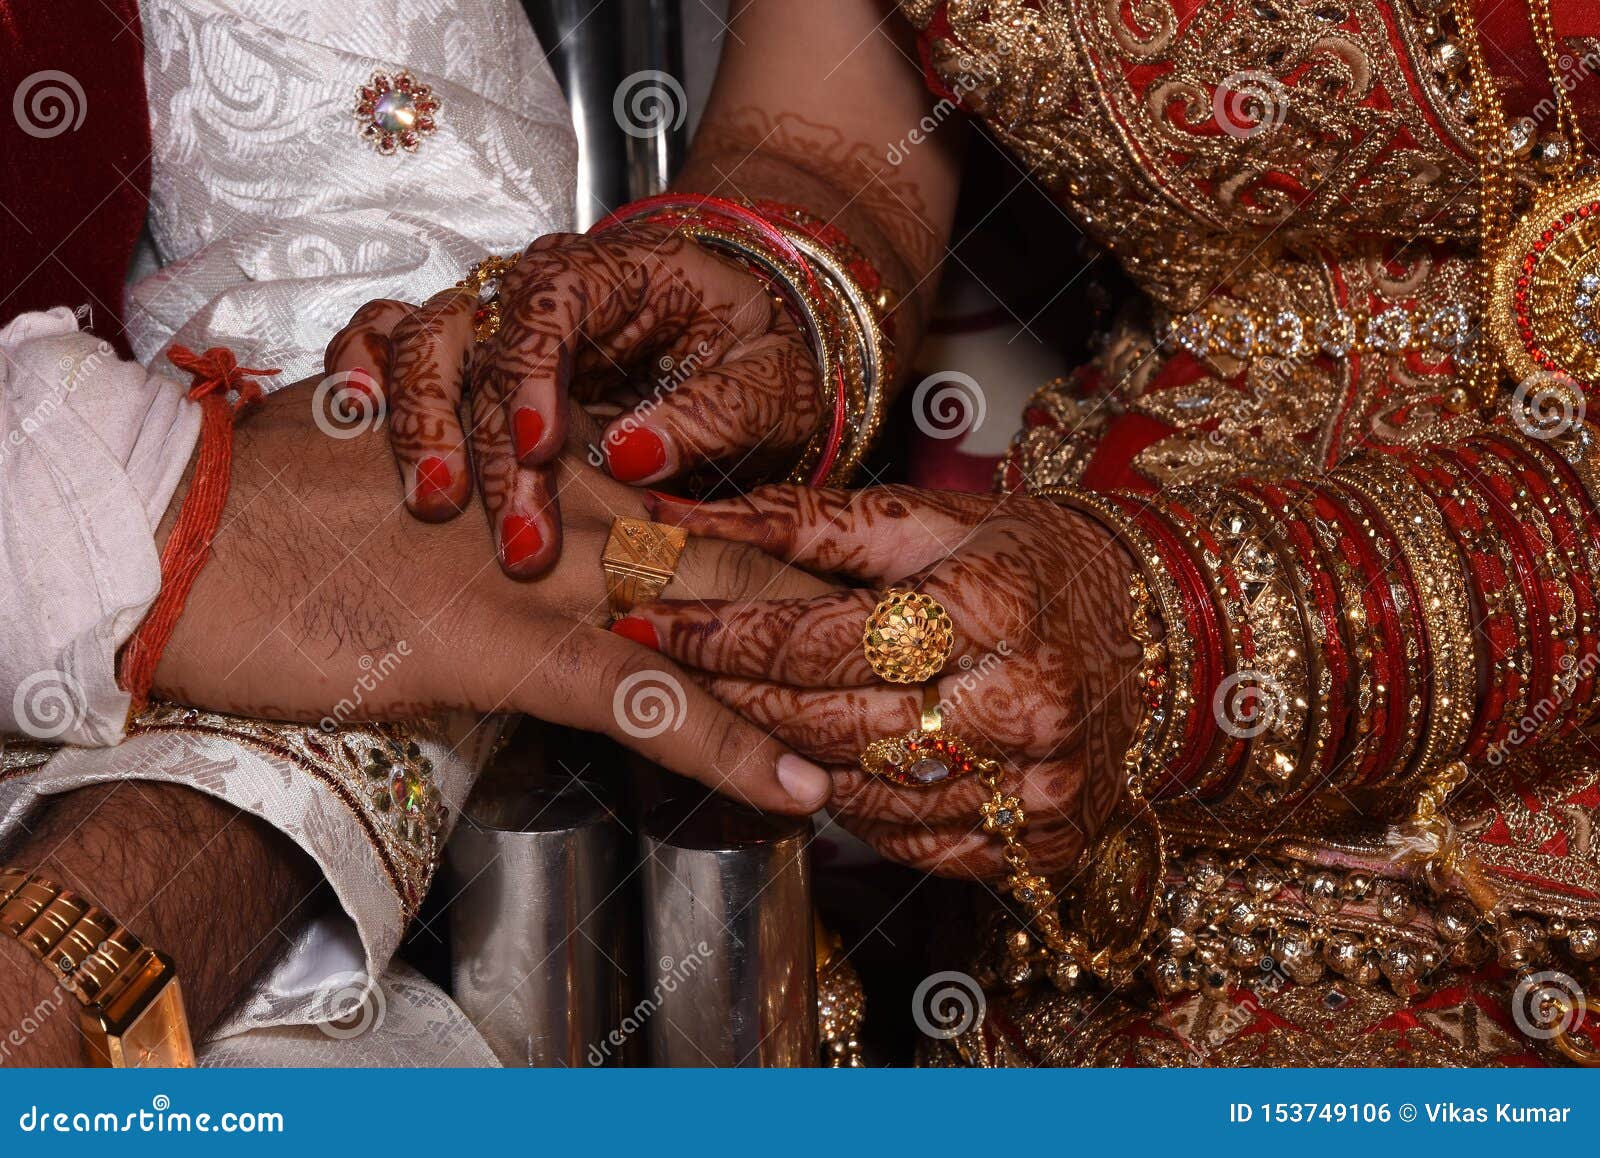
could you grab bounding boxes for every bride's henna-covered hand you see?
[616,485,1145,877]
[324,225,822,578]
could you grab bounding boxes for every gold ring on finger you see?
[862,588,954,684]
[456,251,521,343]
[858,684,992,788]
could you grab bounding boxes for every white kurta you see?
[0,0,577,1066]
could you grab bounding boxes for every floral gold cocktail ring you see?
[859,686,992,788]
[456,250,521,343]
[862,588,954,684]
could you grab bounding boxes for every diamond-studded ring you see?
[861,588,954,685]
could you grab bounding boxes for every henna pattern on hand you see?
[650,486,1141,879]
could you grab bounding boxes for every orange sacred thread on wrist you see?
[117,346,279,717]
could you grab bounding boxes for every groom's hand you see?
[153,377,839,816]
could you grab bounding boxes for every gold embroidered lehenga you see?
[898,0,1600,1066]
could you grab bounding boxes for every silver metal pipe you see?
[447,781,628,1067]
[640,795,816,1066]
[526,0,630,226]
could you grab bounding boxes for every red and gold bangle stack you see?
[1036,409,1600,818]
[591,193,892,486]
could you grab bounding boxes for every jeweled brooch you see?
[354,70,439,155]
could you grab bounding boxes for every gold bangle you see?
[601,517,687,622]
[1199,485,1316,810]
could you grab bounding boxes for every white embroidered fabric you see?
[128,0,579,382]
[0,0,579,1066]
[0,309,199,746]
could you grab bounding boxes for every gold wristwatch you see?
[0,868,195,1067]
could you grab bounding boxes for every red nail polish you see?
[604,426,667,483]
[610,616,660,651]
[646,488,696,505]
[513,407,545,459]
[413,456,453,503]
[500,515,544,568]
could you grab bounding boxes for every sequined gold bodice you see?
[903,0,1498,479]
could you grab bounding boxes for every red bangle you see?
[1305,480,1410,788]
[1109,493,1226,794]
[748,199,895,338]
[1156,493,1258,797]
[1437,443,1559,747]
[1509,431,1600,728]
[116,346,277,717]
[1395,451,1518,763]
[1479,434,1595,737]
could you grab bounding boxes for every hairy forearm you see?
[0,782,321,1066]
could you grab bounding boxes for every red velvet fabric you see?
[0,1,151,355]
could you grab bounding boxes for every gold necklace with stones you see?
[1456,0,1600,396]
